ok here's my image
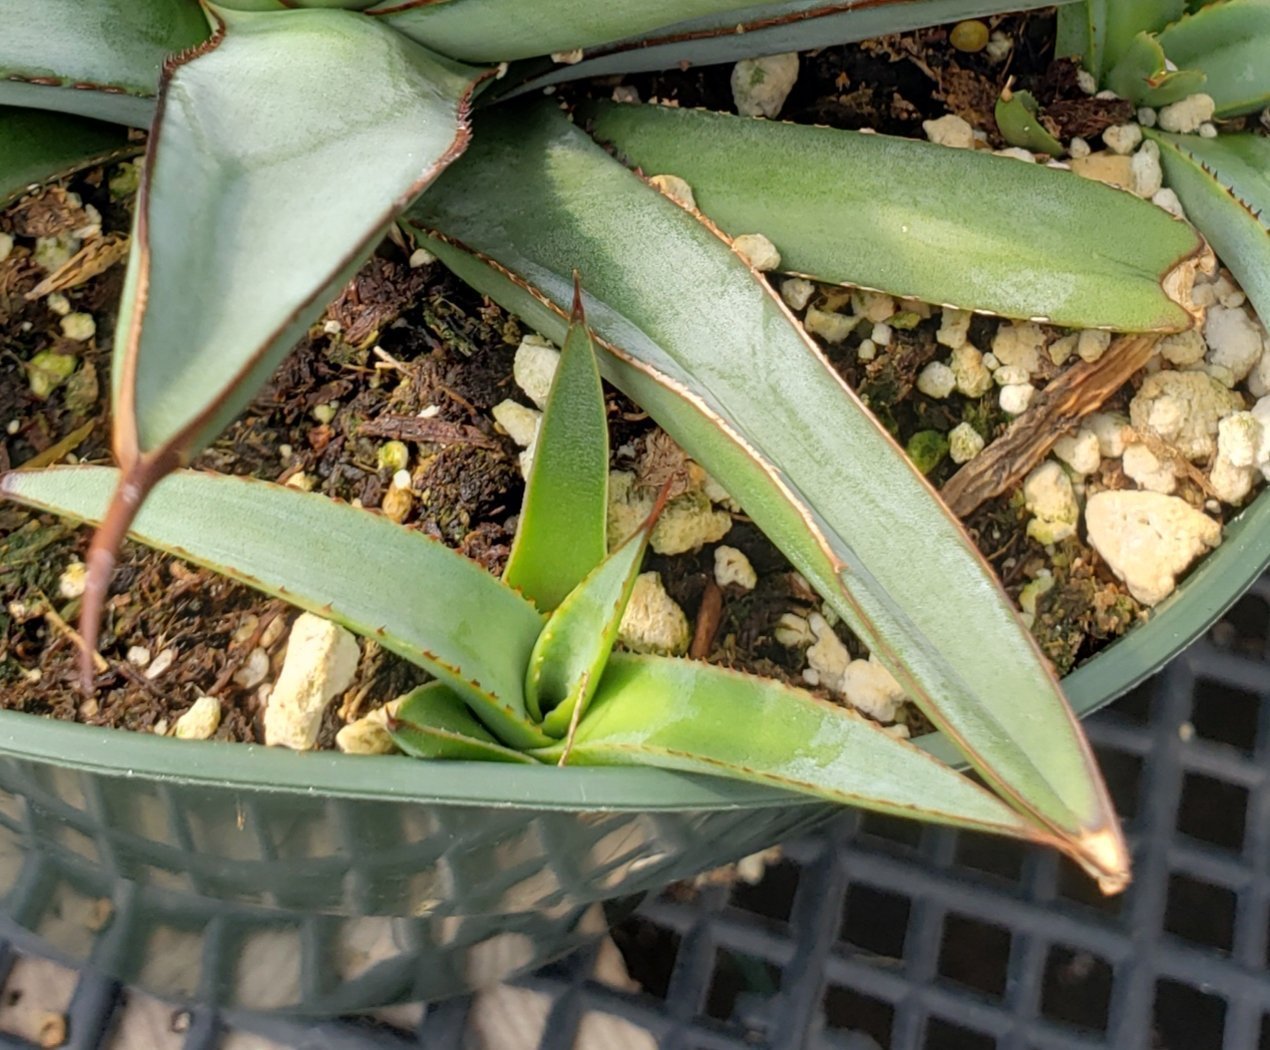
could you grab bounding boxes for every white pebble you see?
[950,344,992,397]
[1137,107,1158,128]
[948,422,985,464]
[492,399,541,447]
[233,647,270,689]
[1077,329,1112,363]
[856,291,896,322]
[871,322,893,347]
[1076,70,1098,95]
[1217,412,1263,469]
[1023,462,1079,544]
[46,292,71,317]
[1123,443,1177,494]
[922,114,975,150]
[513,334,560,409]
[840,655,906,722]
[1103,124,1142,155]
[1000,383,1035,415]
[1130,144,1163,198]
[618,573,691,656]
[146,647,176,679]
[127,645,151,668]
[59,313,95,342]
[408,247,436,268]
[648,174,696,210]
[856,338,878,362]
[803,307,857,343]
[774,612,815,649]
[936,309,972,350]
[1198,122,1218,139]
[733,233,781,271]
[731,52,799,118]
[714,546,757,591]
[994,147,1037,163]
[1048,333,1077,366]
[916,362,956,399]
[264,613,361,750]
[1052,428,1101,475]
[781,278,815,311]
[1069,136,1092,159]
[1159,328,1206,366]
[1158,93,1216,134]
[174,696,222,741]
[1151,188,1186,219]
[57,560,87,600]
[1205,306,1264,384]
[0,232,11,262]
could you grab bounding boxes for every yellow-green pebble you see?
[950,19,989,53]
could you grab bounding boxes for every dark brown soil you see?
[0,11,1174,742]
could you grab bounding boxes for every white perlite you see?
[922,114,975,149]
[1158,93,1216,134]
[1087,412,1133,457]
[1122,443,1177,494]
[648,173,696,210]
[992,321,1046,373]
[803,616,904,721]
[1085,490,1221,606]
[714,546,757,591]
[264,613,361,750]
[1102,123,1142,155]
[937,309,973,350]
[999,383,1035,415]
[1205,306,1265,385]
[731,52,799,118]
[803,307,857,343]
[60,313,95,342]
[916,362,956,399]
[1052,428,1101,476]
[1129,370,1244,461]
[1077,329,1112,364]
[512,335,560,409]
[948,422,985,464]
[491,399,541,448]
[618,573,691,656]
[607,471,732,555]
[1159,328,1206,367]
[336,700,400,755]
[1022,462,1079,544]
[1130,141,1163,198]
[781,278,815,311]
[57,560,87,599]
[733,233,781,271]
[174,696,221,741]
[950,344,993,397]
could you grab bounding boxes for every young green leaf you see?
[528,485,669,734]
[586,102,1204,332]
[0,466,552,748]
[1149,131,1270,327]
[407,103,1130,891]
[503,282,609,612]
[1055,0,1108,76]
[1156,0,1270,117]
[388,682,538,763]
[0,107,137,208]
[995,86,1064,157]
[83,6,487,684]
[0,0,208,127]
[531,654,1071,853]
[1104,31,1207,108]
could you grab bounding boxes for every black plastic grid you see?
[0,575,1265,1050]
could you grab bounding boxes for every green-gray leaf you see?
[0,0,208,127]
[532,653,1057,847]
[0,466,551,748]
[1157,0,1270,118]
[0,106,137,207]
[587,102,1203,332]
[1149,131,1270,327]
[503,289,609,612]
[408,103,1129,890]
[388,682,538,763]
[1104,31,1207,108]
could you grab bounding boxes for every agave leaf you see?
[0,466,552,748]
[0,0,208,127]
[531,654,1064,849]
[1104,31,1208,108]
[84,6,487,680]
[503,284,609,613]
[0,107,137,208]
[1057,0,1185,78]
[388,682,538,763]
[1156,0,1270,118]
[1055,0,1108,75]
[488,0,1075,96]
[529,487,667,735]
[995,87,1064,157]
[1149,131,1270,326]
[407,103,1129,891]
[586,102,1203,332]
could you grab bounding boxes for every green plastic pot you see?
[0,489,1265,1013]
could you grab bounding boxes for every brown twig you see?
[941,333,1160,518]
[690,579,724,660]
[358,414,500,449]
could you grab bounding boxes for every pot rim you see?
[2,491,1266,808]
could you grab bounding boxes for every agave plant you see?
[6,0,1264,894]
[1056,0,1270,325]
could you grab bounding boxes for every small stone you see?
[922,114,975,149]
[264,613,361,750]
[1123,443,1177,494]
[1217,412,1263,469]
[1151,187,1186,219]
[994,147,1037,163]
[1087,412,1133,457]
[733,233,781,271]
[652,491,733,555]
[1023,461,1079,544]
[233,646,270,689]
[336,700,399,755]
[1205,306,1264,384]
[550,48,584,64]
[381,481,413,523]
[1077,329,1112,364]
[714,546,757,591]
[492,399,542,447]
[1000,383,1035,415]
[1158,328,1206,366]
[1137,107,1158,128]
[1198,122,1219,139]
[33,233,78,272]
[840,656,906,722]
[937,309,973,350]
[648,174,696,210]
[855,290,895,323]
[1103,123,1143,155]
[57,560,87,599]
[1158,93,1216,134]
[1018,572,1056,628]
[916,361,956,399]
[992,321,1046,373]
[1048,333,1078,366]
[45,292,71,316]
[618,573,691,656]
[312,402,337,425]
[948,422,985,464]
[1084,490,1221,605]
[803,307,857,343]
[950,344,992,397]
[1071,151,1134,191]
[146,647,176,679]
[1129,370,1244,460]
[731,52,800,118]
[408,247,436,268]
[804,613,851,689]
[285,471,315,491]
[1248,348,1270,399]
[513,335,560,409]
[1052,428,1101,475]
[781,278,815,311]
[0,232,12,262]
[1069,136,1092,159]
[1130,141,1163,198]
[986,30,1012,63]
[1209,454,1257,504]
[856,338,877,362]
[127,645,151,668]
[26,351,76,399]
[775,612,815,648]
[173,696,221,741]
[1076,69,1098,94]
[871,322,893,347]
[994,364,1031,387]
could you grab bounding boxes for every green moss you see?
[905,430,949,474]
